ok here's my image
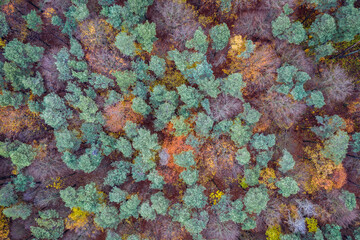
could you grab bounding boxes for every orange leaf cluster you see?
[103,100,144,133]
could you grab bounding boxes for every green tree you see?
[13,173,35,192]
[221,73,246,100]
[230,119,251,147]
[112,70,137,92]
[106,231,122,240]
[149,55,166,78]
[150,192,169,215]
[70,0,89,22]
[9,142,37,170]
[0,12,9,37]
[276,177,299,197]
[306,90,325,109]
[209,23,230,51]
[21,71,46,96]
[334,1,360,42]
[132,97,151,116]
[139,201,156,220]
[0,184,18,207]
[115,137,134,158]
[41,93,72,129]
[195,112,214,136]
[134,21,157,53]
[109,187,127,204]
[4,39,44,69]
[251,133,276,151]
[3,203,32,220]
[186,26,208,54]
[351,132,360,153]
[321,130,349,165]
[170,116,192,137]
[271,13,306,44]
[70,37,84,59]
[311,115,346,139]
[119,194,141,220]
[183,184,207,209]
[30,210,65,240]
[243,186,269,214]
[23,10,43,32]
[340,190,356,211]
[314,43,336,62]
[174,150,195,168]
[180,169,199,185]
[308,14,336,46]
[53,48,72,81]
[115,32,136,57]
[236,147,251,165]
[94,205,121,229]
[104,161,131,187]
[177,84,202,109]
[279,149,295,173]
[324,224,342,240]
[54,128,81,153]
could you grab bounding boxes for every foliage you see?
[251,133,276,151]
[13,173,35,192]
[275,177,299,197]
[109,187,127,204]
[221,73,246,100]
[147,169,165,189]
[139,201,156,220]
[132,97,152,116]
[306,218,318,233]
[54,128,81,153]
[70,38,84,59]
[112,70,137,92]
[94,205,120,229]
[3,203,32,220]
[195,112,214,136]
[306,91,325,109]
[150,192,169,215]
[30,210,65,240]
[186,27,208,54]
[134,21,157,53]
[230,118,252,147]
[0,184,17,207]
[209,23,230,51]
[115,32,136,57]
[4,39,44,69]
[149,55,166,78]
[183,185,207,209]
[340,190,356,211]
[243,186,269,214]
[104,161,131,187]
[8,141,37,170]
[180,169,199,185]
[119,194,141,220]
[351,132,360,153]
[0,12,9,38]
[177,84,202,109]
[321,130,349,165]
[324,224,342,240]
[271,13,306,44]
[279,149,295,173]
[236,147,251,165]
[53,48,72,81]
[266,225,281,240]
[174,150,195,168]
[23,10,43,32]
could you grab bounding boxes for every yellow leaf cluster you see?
[259,168,277,190]
[209,190,224,205]
[228,35,247,60]
[65,207,90,230]
[305,217,318,233]
[46,177,64,190]
[265,225,281,240]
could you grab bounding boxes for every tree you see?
[174,150,195,168]
[119,194,141,220]
[70,37,84,59]
[195,112,214,136]
[106,231,121,240]
[324,224,342,240]
[150,192,169,215]
[9,141,37,170]
[0,184,18,207]
[41,93,72,129]
[321,130,349,165]
[230,119,251,147]
[351,132,360,153]
[0,12,9,38]
[70,0,89,22]
[177,84,202,109]
[76,95,103,124]
[30,210,65,240]
[13,173,35,192]
[244,166,260,186]
[186,26,208,54]
[209,23,230,51]
[134,21,157,53]
[132,127,160,152]
[306,91,325,109]
[149,55,166,78]
[221,73,246,100]
[94,205,120,229]
[170,116,192,137]
[183,185,207,209]
[104,161,131,187]
[236,147,251,165]
[139,201,156,221]
[184,210,209,239]
[112,70,137,92]
[279,149,295,173]
[251,133,276,151]
[243,186,269,214]
[276,177,299,197]
[23,10,43,32]
[4,39,44,69]
[54,128,81,153]
[109,187,127,203]
[53,48,72,81]
[308,14,336,46]
[340,190,356,211]
[271,12,306,44]
[3,203,32,220]
[334,1,360,43]
[180,169,199,185]
[60,182,104,213]
[115,32,136,57]
[311,115,346,140]
[21,71,46,96]
[132,97,151,116]
[115,137,134,158]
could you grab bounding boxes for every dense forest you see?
[0,0,360,239]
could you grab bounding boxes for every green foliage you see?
[271,13,306,44]
[242,217,257,230]
[30,210,64,240]
[70,37,84,59]
[314,229,324,240]
[280,234,301,240]
[276,177,299,197]
[244,166,260,186]
[4,39,44,69]
[23,10,43,32]
[195,112,214,136]
[169,203,191,224]
[149,55,166,78]
[174,150,196,168]
[279,149,295,173]
[112,70,137,92]
[180,169,199,185]
[94,205,120,229]
[21,71,46,96]
[132,97,151,116]
[209,23,230,51]
[3,61,24,91]
[154,102,177,130]
[13,173,35,192]
[115,32,136,57]
[80,122,102,144]
[243,186,269,214]
[308,14,336,46]
[321,130,349,165]
[54,128,81,153]
[230,119,251,147]
[236,147,251,165]
[147,193,167,217]
[221,73,246,100]
[334,2,360,43]
[340,190,356,211]
[3,203,32,220]
[89,73,114,90]
[197,76,221,98]
[240,40,255,59]
[109,187,127,203]
[134,21,157,53]
[76,95,104,124]
[306,91,325,109]
[150,85,179,108]
[70,0,89,22]
[177,84,202,109]
[183,184,207,209]
[290,84,308,101]
[98,0,114,5]
[311,115,346,139]
[251,133,276,151]
[0,12,9,38]
[256,150,273,168]
[314,43,336,62]
[170,116,191,136]
[60,182,103,213]
[324,224,342,240]
[147,169,165,189]
[106,231,122,240]
[132,127,160,153]
[119,194,141,220]
[9,141,37,170]
[53,48,72,81]
[186,27,208,54]
[351,132,360,153]
[0,90,27,109]
[184,210,209,238]
[139,201,156,220]
[0,184,18,207]
[104,161,131,187]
